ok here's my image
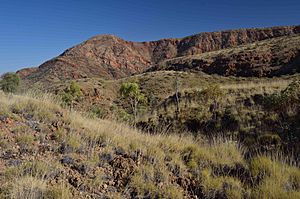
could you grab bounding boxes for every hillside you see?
[152,34,300,77]
[0,92,299,198]
[18,25,300,85]
[16,69,300,161]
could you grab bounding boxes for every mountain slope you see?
[0,92,299,198]
[151,34,300,77]
[18,25,300,84]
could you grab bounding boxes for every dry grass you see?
[0,91,299,198]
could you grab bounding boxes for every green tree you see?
[0,72,20,93]
[61,81,83,109]
[119,82,145,125]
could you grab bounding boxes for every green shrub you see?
[264,80,300,112]
[89,105,106,118]
[0,72,20,93]
[200,169,244,199]
[61,81,83,108]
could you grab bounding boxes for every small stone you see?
[102,184,108,189]
[60,156,75,165]
[6,159,22,167]
[75,164,90,175]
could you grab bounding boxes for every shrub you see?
[21,161,51,178]
[200,169,244,199]
[109,105,133,122]
[264,80,300,112]
[0,72,20,93]
[130,164,183,199]
[15,134,35,149]
[198,84,225,102]
[89,105,106,118]
[182,141,244,170]
[61,81,83,108]
[250,156,300,198]
[250,156,274,178]
[4,160,60,180]
[182,145,210,169]
[65,133,82,152]
[9,176,47,199]
[46,183,72,199]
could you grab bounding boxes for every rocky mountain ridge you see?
[151,34,300,77]
[18,25,300,82]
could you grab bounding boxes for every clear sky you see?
[0,0,299,74]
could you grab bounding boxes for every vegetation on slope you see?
[17,70,300,158]
[0,91,299,198]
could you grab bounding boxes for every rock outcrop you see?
[18,25,300,82]
[152,34,300,77]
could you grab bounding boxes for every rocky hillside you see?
[0,92,299,198]
[18,25,300,84]
[151,34,300,77]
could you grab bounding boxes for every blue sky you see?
[0,0,299,74]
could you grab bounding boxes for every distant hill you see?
[18,25,300,85]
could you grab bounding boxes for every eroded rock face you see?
[18,25,300,82]
[152,33,300,77]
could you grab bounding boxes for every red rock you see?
[17,25,300,83]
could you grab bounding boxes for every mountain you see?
[18,25,300,84]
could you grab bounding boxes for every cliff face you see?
[18,25,300,82]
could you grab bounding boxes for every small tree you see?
[119,82,145,125]
[0,72,20,93]
[61,81,83,109]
